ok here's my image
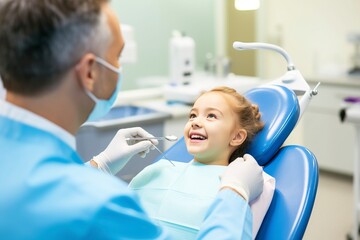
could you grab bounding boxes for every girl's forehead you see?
[196,92,230,105]
[194,92,235,111]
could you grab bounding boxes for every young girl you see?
[129,86,275,239]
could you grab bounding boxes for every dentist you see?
[0,0,264,239]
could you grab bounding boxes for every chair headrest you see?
[244,85,300,165]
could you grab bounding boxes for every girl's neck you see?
[193,157,228,166]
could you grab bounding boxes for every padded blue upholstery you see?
[258,145,318,239]
[154,85,318,239]
[245,85,300,165]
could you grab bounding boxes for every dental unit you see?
[232,41,321,119]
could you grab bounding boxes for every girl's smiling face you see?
[184,91,246,165]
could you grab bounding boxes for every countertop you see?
[306,74,360,88]
[114,87,191,118]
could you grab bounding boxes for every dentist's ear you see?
[230,129,247,147]
[75,53,97,91]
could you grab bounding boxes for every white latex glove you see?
[220,154,264,203]
[93,127,159,175]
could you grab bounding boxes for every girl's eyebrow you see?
[191,106,221,111]
[207,107,224,117]
[190,107,224,115]
[206,107,222,112]
[189,108,197,113]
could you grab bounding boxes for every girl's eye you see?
[189,113,196,119]
[207,113,217,119]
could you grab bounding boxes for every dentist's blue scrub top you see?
[0,104,252,239]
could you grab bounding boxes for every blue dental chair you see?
[156,85,319,239]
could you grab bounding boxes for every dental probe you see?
[125,135,177,166]
[125,135,178,142]
[151,144,176,167]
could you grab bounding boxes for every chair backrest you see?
[258,145,318,239]
[156,85,319,239]
[246,85,319,239]
[245,85,300,165]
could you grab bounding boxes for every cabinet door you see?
[303,111,355,175]
[302,87,356,175]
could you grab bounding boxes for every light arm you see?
[233,41,320,120]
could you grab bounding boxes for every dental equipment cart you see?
[341,102,360,240]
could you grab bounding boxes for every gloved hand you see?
[220,154,264,203]
[93,127,158,175]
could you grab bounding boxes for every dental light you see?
[235,0,260,11]
[233,41,320,119]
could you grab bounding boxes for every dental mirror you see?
[163,135,178,141]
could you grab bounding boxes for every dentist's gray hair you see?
[0,0,111,96]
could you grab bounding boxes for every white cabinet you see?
[300,83,359,175]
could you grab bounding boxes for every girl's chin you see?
[188,149,207,156]
[187,146,208,155]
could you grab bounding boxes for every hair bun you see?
[251,104,262,120]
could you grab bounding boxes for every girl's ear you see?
[230,129,247,147]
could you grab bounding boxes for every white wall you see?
[257,0,360,80]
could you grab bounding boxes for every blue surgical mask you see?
[86,57,122,122]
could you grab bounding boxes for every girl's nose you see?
[191,118,202,128]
